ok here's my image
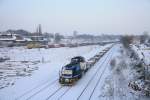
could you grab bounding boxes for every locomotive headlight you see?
[65,79,69,82]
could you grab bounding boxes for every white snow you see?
[0,43,149,100]
[0,44,112,100]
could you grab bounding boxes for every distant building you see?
[29,35,48,45]
[0,32,16,41]
[0,31,48,46]
[0,33,13,47]
[27,24,48,45]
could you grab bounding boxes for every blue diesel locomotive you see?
[59,56,87,85]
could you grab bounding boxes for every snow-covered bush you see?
[110,58,116,70]
[134,62,145,80]
[120,35,133,49]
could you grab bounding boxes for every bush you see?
[110,59,116,70]
[120,35,133,48]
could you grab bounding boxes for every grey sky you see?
[0,0,150,35]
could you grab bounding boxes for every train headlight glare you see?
[65,79,69,82]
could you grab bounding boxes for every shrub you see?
[110,59,116,70]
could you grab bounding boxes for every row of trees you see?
[120,32,150,48]
[120,32,150,81]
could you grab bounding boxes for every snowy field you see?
[0,44,112,100]
[0,44,149,100]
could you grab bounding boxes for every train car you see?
[98,52,105,56]
[93,53,103,62]
[86,59,95,69]
[102,49,109,52]
[59,56,86,85]
[59,47,111,85]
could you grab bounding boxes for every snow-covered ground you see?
[1,43,149,100]
[0,44,112,100]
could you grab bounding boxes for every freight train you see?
[59,46,111,85]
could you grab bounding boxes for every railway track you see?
[57,87,71,100]
[16,78,58,100]
[76,46,115,100]
[16,45,114,100]
[88,50,114,100]
[45,86,63,100]
[45,45,114,100]
[45,86,71,100]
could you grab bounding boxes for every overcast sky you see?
[0,0,150,35]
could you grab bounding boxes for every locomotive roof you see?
[71,56,84,60]
[64,62,80,69]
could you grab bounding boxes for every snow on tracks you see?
[58,45,115,100]
[16,78,58,100]
[15,44,114,100]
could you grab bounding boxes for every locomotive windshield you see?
[62,70,72,75]
[71,56,85,63]
[71,58,79,63]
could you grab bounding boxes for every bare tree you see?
[140,31,149,44]
[54,33,64,43]
[120,35,133,48]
